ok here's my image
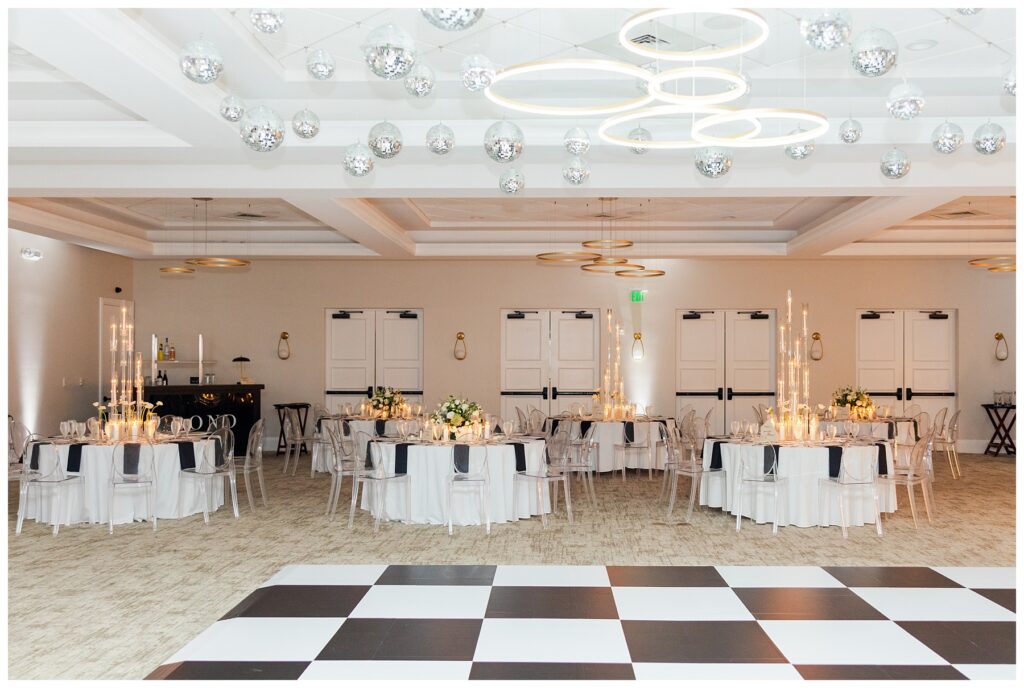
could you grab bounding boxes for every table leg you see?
[298,406,310,454]
[275,407,287,455]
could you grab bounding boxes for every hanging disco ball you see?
[292,109,320,139]
[636,61,658,94]
[886,82,926,120]
[839,118,862,144]
[179,40,223,84]
[363,24,417,80]
[880,148,911,179]
[956,8,982,15]
[483,120,523,163]
[306,48,335,80]
[499,168,525,194]
[1004,67,1016,96]
[563,126,591,156]
[368,121,403,159]
[404,63,435,98]
[343,143,374,177]
[931,121,964,154]
[239,105,285,152]
[562,156,591,185]
[973,122,1006,155]
[249,9,285,34]
[694,147,733,178]
[850,28,898,77]
[420,8,484,31]
[460,53,496,92]
[800,10,852,51]
[219,95,245,122]
[784,130,814,160]
[628,126,651,155]
[426,122,455,155]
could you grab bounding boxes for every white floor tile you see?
[851,587,1016,621]
[953,664,1018,680]
[299,660,472,680]
[613,587,754,621]
[716,565,843,588]
[493,564,610,587]
[633,663,802,680]
[166,617,344,663]
[932,567,1017,590]
[759,620,947,666]
[474,619,630,663]
[261,564,387,587]
[349,585,491,619]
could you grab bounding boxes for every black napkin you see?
[394,442,410,475]
[510,442,527,472]
[453,444,470,473]
[913,419,920,442]
[549,418,560,435]
[875,441,889,476]
[213,438,225,467]
[579,420,593,437]
[123,443,141,475]
[342,419,351,435]
[827,445,844,479]
[66,443,86,473]
[708,441,723,470]
[175,441,196,470]
[375,420,387,437]
[624,421,635,444]
[315,417,323,431]
[763,444,782,475]
[886,421,895,439]
[29,442,47,470]
[364,440,374,470]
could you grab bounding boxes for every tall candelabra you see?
[774,289,813,440]
[108,305,144,425]
[595,308,634,420]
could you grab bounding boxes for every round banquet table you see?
[548,417,673,473]
[820,418,915,442]
[699,439,897,528]
[358,438,551,525]
[347,418,404,438]
[19,437,222,527]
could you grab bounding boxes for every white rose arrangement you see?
[369,386,405,418]
[431,394,482,429]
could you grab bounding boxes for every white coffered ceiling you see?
[7,6,1017,261]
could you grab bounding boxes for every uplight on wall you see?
[20,247,43,261]
[632,332,645,360]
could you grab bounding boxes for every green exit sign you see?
[630,290,646,302]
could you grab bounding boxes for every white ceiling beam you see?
[11,198,153,239]
[282,195,416,258]
[414,242,789,258]
[150,242,374,258]
[827,242,1016,257]
[8,201,153,257]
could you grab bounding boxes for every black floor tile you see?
[823,567,961,588]
[147,661,310,680]
[486,586,618,619]
[733,587,887,621]
[316,618,483,661]
[621,620,787,663]
[607,566,727,587]
[897,621,1016,664]
[469,662,636,680]
[377,565,497,586]
[973,588,1016,613]
[795,664,967,680]
[220,585,370,619]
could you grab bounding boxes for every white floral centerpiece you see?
[431,394,483,437]
[832,386,874,419]
[369,386,405,419]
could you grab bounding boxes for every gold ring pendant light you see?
[184,197,252,269]
[536,200,601,262]
[968,256,1016,272]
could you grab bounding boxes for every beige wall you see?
[131,257,1015,450]
[8,228,134,434]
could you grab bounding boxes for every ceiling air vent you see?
[630,34,669,45]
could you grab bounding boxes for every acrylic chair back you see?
[244,419,265,471]
[202,426,234,471]
[931,407,948,437]
[945,409,961,441]
[111,440,157,483]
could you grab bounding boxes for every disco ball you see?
[886,82,926,120]
[800,10,852,51]
[363,24,417,80]
[956,8,982,15]
[239,105,284,152]
[628,126,651,155]
[499,168,525,194]
[292,108,320,139]
[563,126,591,156]
[973,122,1006,155]
[306,48,335,80]
[1004,67,1016,97]
[368,121,403,159]
[219,95,245,122]
[426,122,455,155]
[636,61,658,94]
[343,143,374,177]
[850,28,898,77]
[839,118,862,144]
[484,120,523,163]
[880,148,911,179]
[562,156,591,185]
[249,9,285,34]
[694,147,733,178]
[461,54,496,92]
[784,131,814,160]
[179,40,223,84]
[931,121,964,154]
[404,63,435,98]
[420,8,484,31]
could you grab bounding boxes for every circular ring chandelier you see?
[619,8,770,62]
[691,108,829,148]
[581,261,632,273]
[185,256,253,268]
[599,104,762,150]
[484,58,655,116]
[582,238,633,249]
[159,266,195,274]
[536,251,602,262]
[646,66,749,106]
[590,256,630,265]
[615,267,665,278]
[968,256,1016,272]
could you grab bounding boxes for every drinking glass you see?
[730,420,741,437]
[843,420,854,437]
[60,421,71,439]
[502,417,517,438]
[828,425,838,441]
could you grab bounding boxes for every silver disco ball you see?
[563,126,591,156]
[499,168,525,194]
[931,121,964,154]
[800,10,852,51]
[562,156,591,185]
[368,121,403,159]
[239,105,285,152]
[219,95,245,122]
[1004,68,1016,97]
[850,28,898,77]
[694,147,733,178]
[343,143,374,177]
[628,126,651,155]
[880,148,911,179]
[179,40,223,84]
[784,130,814,160]
[461,54,496,92]
[404,63,435,98]
[420,8,484,31]
[839,118,862,144]
[426,122,455,155]
[363,24,417,80]
[484,120,523,163]
[249,9,285,34]
[886,82,926,120]
[292,108,320,139]
[306,48,335,80]
[636,61,658,94]
[973,122,1006,155]
[956,8,982,15]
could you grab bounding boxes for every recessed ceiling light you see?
[906,39,938,51]
[20,248,43,261]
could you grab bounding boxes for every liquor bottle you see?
[164,337,170,361]
[169,342,176,360]
[157,340,164,361]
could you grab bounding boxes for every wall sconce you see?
[810,332,824,361]
[453,332,467,360]
[995,332,1009,361]
[632,332,645,360]
[277,332,291,360]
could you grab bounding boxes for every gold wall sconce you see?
[810,332,824,361]
[995,332,1009,361]
[453,332,467,360]
[277,331,291,360]
[632,332,645,361]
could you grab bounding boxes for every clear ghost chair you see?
[734,444,787,535]
[515,407,529,436]
[613,421,652,481]
[109,440,158,534]
[447,443,491,536]
[903,403,921,419]
[676,404,694,429]
[308,414,337,478]
[236,418,268,511]
[529,408,547,435]
[282,406,316,476]
[348,432,411,531]
[703,407,715,435]
[156,415,176,436]
[931,407,948,439]
[8,419,33,480]
[15,438,81,536]
[817,447,883,538]
[751,405,764,429]
[513,424,573,528]
[324,423,360,520]
[933,409,962,479]
[563,422,598,509]
[664,431,704,523]
[180,426,239,524]
[886,431,935,528]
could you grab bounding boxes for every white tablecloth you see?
[699,440,897,528]
[552,418,672,472]
[358,439,550,525]
[20,439,222,526]
[347,418,403,438]
[821,419,912,441]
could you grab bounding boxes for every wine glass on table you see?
[730,420,741,438]
[843,420,855,438]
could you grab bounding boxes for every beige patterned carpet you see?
[7,453,1016,680]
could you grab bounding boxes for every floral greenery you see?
[430,394,482,428]
[832,385,872,409]
[369,386,404,417]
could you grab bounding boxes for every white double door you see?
[499,309,601,419]
[855,309,957,419]
[324,308,423,412]
[676,309,777,436]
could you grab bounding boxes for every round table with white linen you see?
[549,417,673,473]
[347,418,404,438]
